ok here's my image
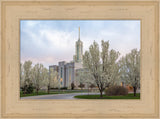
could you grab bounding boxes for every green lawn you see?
[20,90,88,97]
[74,93,140,99]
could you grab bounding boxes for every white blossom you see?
[119,49,140,96]
[83,40,120,97]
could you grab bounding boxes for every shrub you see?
[78,83,85,90]
[71,82,75,90]
[89,84,96,89]
[60,87,68,90]
[26,83,34,93]
[50,87,59,90]
[129,86,133,90]
[105,86,128,96]
[22,83,34,94]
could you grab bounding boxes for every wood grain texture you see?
[0,0,159,118]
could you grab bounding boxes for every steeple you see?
[73,27,83,63]
[78,27,80,41]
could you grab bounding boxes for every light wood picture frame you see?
[0,0,159,118]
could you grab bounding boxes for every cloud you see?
[20,20,140,68]
[21,27,77,67]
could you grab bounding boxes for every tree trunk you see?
[133,86,137,96]
[36,89,39,95]
[48,88,50,94]
[48,85,50,94]
[100,90,103,98]
[23,91,26,96]
[88,88,89,95]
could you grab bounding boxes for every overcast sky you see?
[20,20,140,68]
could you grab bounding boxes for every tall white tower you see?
[73,27,83,63]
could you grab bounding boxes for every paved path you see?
[21,91,139,100]
[21,93,99,100]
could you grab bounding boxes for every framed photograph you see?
[0,0,159,118]
[20,20,140,100]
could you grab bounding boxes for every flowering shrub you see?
[105,86,128,96]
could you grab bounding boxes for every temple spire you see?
[78,27,80,41]
[73,26,83,63]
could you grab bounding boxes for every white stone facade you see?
[49,27,83,88]
[49,61,83,88]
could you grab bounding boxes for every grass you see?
[74,93,140,99]
[20,90,88,97]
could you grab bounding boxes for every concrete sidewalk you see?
[21,92,100,100]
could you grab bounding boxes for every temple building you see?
[49,27,83,88]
